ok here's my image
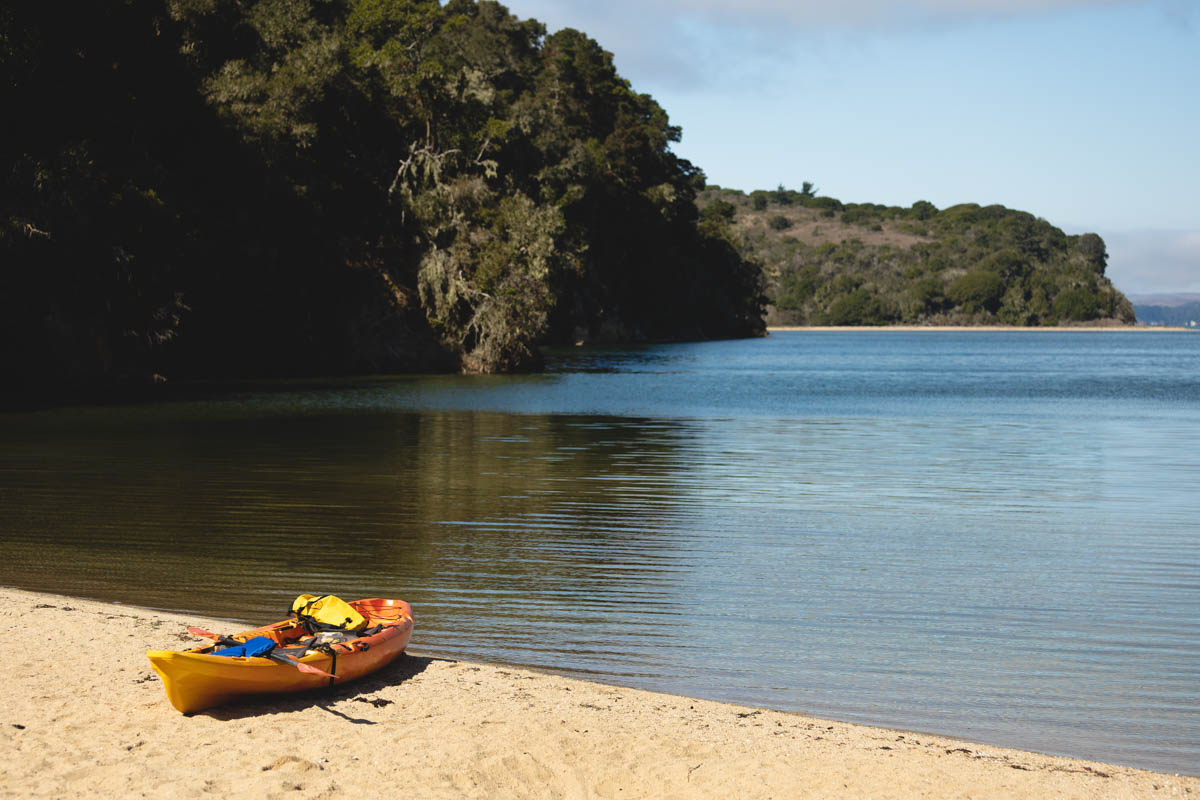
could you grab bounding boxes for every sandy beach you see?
[1,588,1194,798]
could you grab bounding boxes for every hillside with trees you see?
[701,185,1135,327]
[1,0,764,391]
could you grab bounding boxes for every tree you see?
[701,199,737,223]
[1076,233,1107,275]
[909,200,937,220]
[980,248,1031,281]
[948,271,1005,314]
[909,278,945,316]
[1053,288,1100,321]
[823,288,886,325]
[775,265,818,312]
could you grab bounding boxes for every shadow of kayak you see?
[194,653,449,721]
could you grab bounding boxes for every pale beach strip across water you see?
[1,588,1193,799]
[767,325,1193,332]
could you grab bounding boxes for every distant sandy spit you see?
[2,587,1194,799]
[768,326,1190,331]
[768,325,1192,332]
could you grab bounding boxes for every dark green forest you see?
[701,186,1135,327]
[2,0,764,389]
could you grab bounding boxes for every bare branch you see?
[474,137,491,164]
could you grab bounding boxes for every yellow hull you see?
[147,598,413,714]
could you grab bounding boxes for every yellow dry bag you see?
[291,594,367,633]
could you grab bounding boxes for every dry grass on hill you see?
[734,204,933,249]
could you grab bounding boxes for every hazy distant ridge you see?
[1128,294,1200,308]
[1132,301,1200,327]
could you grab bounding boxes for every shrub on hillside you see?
[1053,288,1101,321]
[1076,233,1108,275]
[947,270,1005,314]
[702,200,737,222]
[822,288,888,325]
[909,277,946,315]
[909,200,937,220]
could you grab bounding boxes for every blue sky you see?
[501,0,1199,295]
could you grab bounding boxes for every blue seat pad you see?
[212,636,276,658]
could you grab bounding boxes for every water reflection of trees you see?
[0,409,699,631]
[396,414,698,643]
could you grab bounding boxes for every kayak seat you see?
[209,625,388,660]
[212,636,277,658]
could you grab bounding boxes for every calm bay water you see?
[1,331,1198,773]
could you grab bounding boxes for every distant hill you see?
[1132,301,1200,328]
[699,186,1135,327]
[1128,294,1200,308]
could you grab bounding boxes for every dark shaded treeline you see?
[1,0,765,392]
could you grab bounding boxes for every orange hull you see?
[147,598,413,713]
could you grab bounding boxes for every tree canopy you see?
[1,0,765,390]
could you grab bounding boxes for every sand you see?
[1,587,1194,799]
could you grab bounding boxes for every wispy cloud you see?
[507,0,1178,91]
[608,0,1140,26]
[1105,229,1200,294]
[516,0,1148,28]
[509,0,1170,42]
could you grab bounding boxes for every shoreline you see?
[767,325,1193,332]
[2,587,1195,798]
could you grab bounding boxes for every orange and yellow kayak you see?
[147,598,413,714]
